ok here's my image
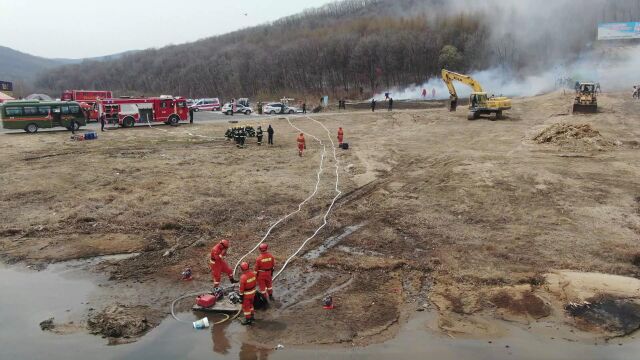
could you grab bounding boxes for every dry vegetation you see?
[1,91,639,344]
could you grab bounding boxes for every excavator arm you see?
[441,69,485,100]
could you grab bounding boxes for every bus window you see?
[38,106,51,115]
[61,106,70,114]
[69,105,80,114]
[24,107,38,115]
[5,107,23,116]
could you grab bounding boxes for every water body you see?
[1,262,639,360]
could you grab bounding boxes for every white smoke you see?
[377,45,640,101]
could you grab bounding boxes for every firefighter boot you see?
[241,318,252,326]
[269,294,275,301]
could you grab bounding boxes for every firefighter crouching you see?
[239,262,257,325]
[209,239,237,287]
[255,243,275,301]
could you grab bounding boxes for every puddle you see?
[2,262,640,360]
[302,224,364,260]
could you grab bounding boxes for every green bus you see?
[0,100,87,133]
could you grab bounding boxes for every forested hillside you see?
[0,46,73,84]
[34,0,640,99]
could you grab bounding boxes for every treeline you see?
[35,0,640,100]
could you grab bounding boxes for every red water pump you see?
[196,294,217,308]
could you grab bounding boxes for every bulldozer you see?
[441,69,512,120]
[573,82,598,113]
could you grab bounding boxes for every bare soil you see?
[1,91,640,346]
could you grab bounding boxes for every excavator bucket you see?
[572,103,597,113]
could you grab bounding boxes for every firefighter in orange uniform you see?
[297,133,306,157]
[337,127,344,148]
[209,239,237,287]
[239,262,257,325]
[254,243,275,301]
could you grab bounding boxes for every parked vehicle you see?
[61,90,113,121]
[263,102,295,114]
[191,98,221,111]
[96,96,188,128]
[0,100,86,133]
[221,102,252,115]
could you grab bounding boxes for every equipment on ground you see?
[441,69,512,120]
[212,287,224,301]
[181,267,193,281]
[340,143,349,150]
[322,295,334,310]
[573,82,598,113]
[196,294,217,308]
[228,291,242,304]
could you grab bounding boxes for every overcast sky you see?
[0,0,336,59]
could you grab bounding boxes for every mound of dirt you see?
[533,123,618,151]
[87,304,162,343]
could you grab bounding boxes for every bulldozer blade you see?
[572,104,598,113]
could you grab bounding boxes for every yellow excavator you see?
[441,69,512,120]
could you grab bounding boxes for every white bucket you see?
[193,317,210,329]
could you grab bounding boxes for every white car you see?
[221,103,252,115]
[263,102,296,115]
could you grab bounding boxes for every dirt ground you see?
[1,91,639,346]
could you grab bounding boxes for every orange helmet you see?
[240,262,249,271]
[220,239,229,248]
[259,243,268,252]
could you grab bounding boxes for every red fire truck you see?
[61,90,113,121]
[96,96,189,128]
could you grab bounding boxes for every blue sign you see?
[598,22,640,40]
[0,81,12,92]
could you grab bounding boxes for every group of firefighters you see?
[209,239,275,325]
[207,126,345,325]
[226,125,275,148]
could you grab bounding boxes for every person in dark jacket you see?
[388,98,393,111]
[302,103,307,114]
[267,125,274,145]
[256,126,263,145]
[237,127,246,148]
[371,99,376,112]
[189,107,194,124]
[100,113,106,132]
